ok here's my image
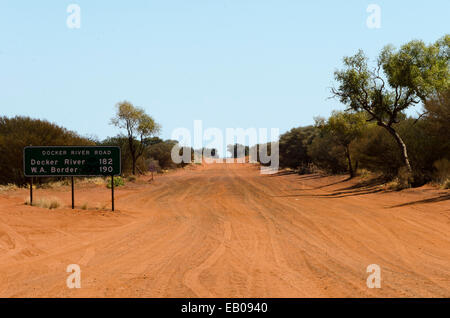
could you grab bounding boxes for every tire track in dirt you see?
[183,221,232,297]
[0,163,449,297]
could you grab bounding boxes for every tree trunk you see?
[131,157,136,175]
[344,145,354,178]
[128,136,137,175]
[382,125,413,174]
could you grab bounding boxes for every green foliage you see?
[278,126,317,169]
[353,125,402,177]
[143,136,164,147]
[147,140,176,169]
[424,89,450,143]
[332,35,449,175]
[101,135,133,172]
[147,140,192,169]
[315,111,369,177]
[433,159,450,184]
[308,134,347,174]
[334,36,449,125]
[352,117,449,185]
[107,176,124,188]
[110,101,160,174]
[316,111,368,147]
[0,116,94,185]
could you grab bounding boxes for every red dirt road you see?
[0,163,449,297]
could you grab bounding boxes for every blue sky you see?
[1,0,449,143]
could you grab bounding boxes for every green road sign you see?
[24,146,121,177]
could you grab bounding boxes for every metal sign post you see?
[111,175,114,212]
[24,146,121,211]
[71,177,74,209]
[30,177,33,206]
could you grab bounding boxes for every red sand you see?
[0,163,449,297]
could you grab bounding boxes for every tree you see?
[315,111,368,178]
[278,126,317,169]
[110,101,160,175]
[332,35,449,180]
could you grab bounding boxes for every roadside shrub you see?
[442,178,450,189]
[397,167,413,188]
[144,158,162,173]
[385,178,403,191]
[279,126,317,169]
[352,125,401,177]
[0,183,19,192]
[126,175,137,182]
[308,134,347,174]
[107,176,124,188]
[351,118,448,185]
[25,197,62,209]
[358,169,372,180]
[433,159,450,184]
[147,140,178,169]
[0,116,95,185]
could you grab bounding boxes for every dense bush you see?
[146,139,193,169]
[352,117,449,185]
[308,134,347,174]
[0,116,94,185]
[276,109,449,186]
[278,126,317,169]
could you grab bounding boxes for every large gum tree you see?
[332,35,449,180]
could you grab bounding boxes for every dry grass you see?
[80,177,107,186]
[0,183,19,192]
[38,177,107,189]
[25,196,62,209]
[385,170,411,191]
[95,202,109,211]
[81,202,89,210]
[357,169,372,180]
[386,178,403,191]
[441,178,450,190]
[126,175,137,182]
